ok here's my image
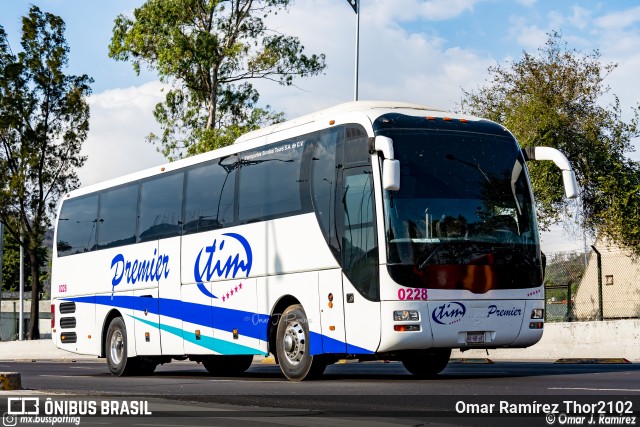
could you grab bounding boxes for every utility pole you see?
[0,222,3,335]
[346,0,360,101]
[19,227,24,341]
[0,222,3,290]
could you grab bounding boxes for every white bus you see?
[51,101,577,381]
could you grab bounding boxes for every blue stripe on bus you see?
[130,315,261,355]
[63,295,374,355]
[65,295,269,341]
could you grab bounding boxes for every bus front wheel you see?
[402,348,451,378]
[105,317,145,376]
[276,304,326,381]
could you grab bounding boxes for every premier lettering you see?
[487,305,522,317]
[111,249,170,287]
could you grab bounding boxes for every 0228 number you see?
[397,288,428,301]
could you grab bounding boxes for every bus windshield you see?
[380,128,542,292]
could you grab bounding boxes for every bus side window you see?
[183,156,237,234]
[341,167,379,301]
[97,183,138,249]
[311,127,340,258]
[238,140,305,224]
[138,172,184,242]
[344,125,369,165]
[56,194,99,256]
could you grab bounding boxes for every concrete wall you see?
[0,300,51,340]
[457,319,640,361]
[0,338,96,360]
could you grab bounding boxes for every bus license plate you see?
[466,332,485,344]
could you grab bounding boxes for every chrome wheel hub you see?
[283,321,306,365]
[110,330,124,365]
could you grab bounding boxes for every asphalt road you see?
[2,360,640,427]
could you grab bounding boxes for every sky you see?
[2,0,639,253]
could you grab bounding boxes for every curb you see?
[260,356,276,364]
[450,358,494,364]
[0,373,22,390]
[554,358,631,364]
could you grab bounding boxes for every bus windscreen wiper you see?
[418,242,536,270]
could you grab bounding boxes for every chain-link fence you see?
[544,244,640,322]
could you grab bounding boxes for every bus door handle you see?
[139,294,153,316]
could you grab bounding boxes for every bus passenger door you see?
[339,166,381,354]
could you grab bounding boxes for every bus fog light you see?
[531,309,544,319]
[394,310,419,321]
[394,325,421,332]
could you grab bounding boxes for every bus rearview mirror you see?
[562,170,578,199]
[382,159,400,191]
[525,146,578,199]
[374,136,400,191]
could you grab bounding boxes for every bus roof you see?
[63,101,458,200]
[234,101,446,145]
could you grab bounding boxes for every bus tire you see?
[202,355,253,376]
[276,304,326,381]
[402,348,451,378]
[105,317,139,376]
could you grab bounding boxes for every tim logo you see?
[193,233,253,299]
[432,302,466,325]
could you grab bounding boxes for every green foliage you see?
[109,0,325,160]
[544,251,586,289]
[1,222,47,294]
[0,6,92,338]
[461,32,640,254]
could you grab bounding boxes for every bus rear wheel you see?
[105,317,145,376]
[201,355,253,376]
[276,304,326,381]
[402,348,451,378]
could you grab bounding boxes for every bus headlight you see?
[531,309,544,319]
[394,310,419,321]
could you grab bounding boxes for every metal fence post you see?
[565,281,572,322]
[591,245,603,321]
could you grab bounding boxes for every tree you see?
[461,32,640,253]
[109,0,326,160]
[0,6,92,339]
[1,220,48,294]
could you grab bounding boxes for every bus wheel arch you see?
[104,315,155,376]
[101,309,123,358]
[275,303,326,381]
[269,295,301,364]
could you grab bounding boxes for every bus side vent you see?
[60,332,77,344]
[60,317,77,329]
[59,302,76,314]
